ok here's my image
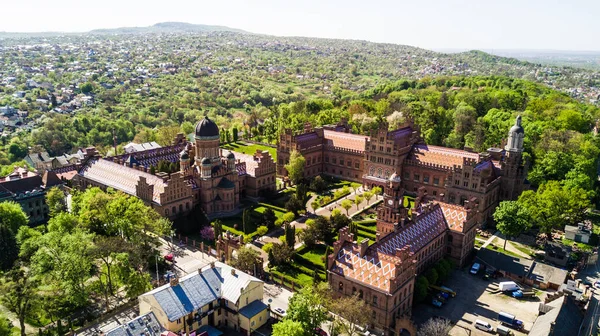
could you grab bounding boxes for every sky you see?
[2,0,599,51]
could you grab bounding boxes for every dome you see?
[180,149,189,160]
[389,172,401,183]
[201,157,211,165]
[195,116,219,138]
[510,115,524,134]
[227,152,235,159]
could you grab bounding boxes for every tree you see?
[311,200,320,213]
[0,224,18,271]
[262,208,277,230]
[272,320,304,336]
[213,219,224,240]
[92,236,126,310]
[354,195,364,210]
[414,276,429,303]
[371,186,382,195]
[493,201,531,250]
[230,246,260,274]
[331,294,372,336]
[350,183,361,193]
[200,226,215,241]
[79,82,93,94]
[298,224,318,248]
[341,200,352,216]
[363,192,373,205]
[257,226,268,236]
[232,127,239,142]
[0,313,12,336]
[284,150,306,185]
[285,222,296,248]
[282,212,295,223]
[348,222,359,237]
[425,268,438,286]
[285,196,304,216]
[310,176,328,193]
[0,267,39,336]
[418,318,452,336]
[0,202,28,233]
[286,285,328,333]
[46,187,66,217]
[155,125,181,146]
[270,243,294,266]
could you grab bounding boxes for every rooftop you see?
[104,313,163,336]
[323,129,368,152]
[408,144,479,168]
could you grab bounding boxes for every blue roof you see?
[197,325,223,336]
[238,300,268,319]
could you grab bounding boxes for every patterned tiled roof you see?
[323,130,367,152]
[222,149,259,177]
[333,242,400,292]
[435,202,468,231]
[376,204,449,255]
[331,204,449,292]
[79,159,166,203]
[409,144,479,168]
[110,143,186,168]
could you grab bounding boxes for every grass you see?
[220,203,288,237]
[562,237,595,252]
[511,242,537,257]
[221,141,277,161]
[299,244,328,267]
[485,244,523,258]
[474,239,484,249]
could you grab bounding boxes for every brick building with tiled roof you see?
[278,116,528,227]
[70,116,276,219]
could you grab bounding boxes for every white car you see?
[274,307,286,316]
[594,280,600,289]
[474,319,493,332]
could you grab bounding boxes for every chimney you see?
[198,268,203,275]
[169,277,179,287]
[231,268,236,276]
[210,262,215,268]
[359,238,369,257]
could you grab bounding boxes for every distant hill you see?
[88,22,248,35]
[0,22,248,38]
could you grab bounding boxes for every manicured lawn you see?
[485,244,522,258]
[221,141,277,161]
[299,244,328,267]
[219,203,288,237]
[562,237,595,252]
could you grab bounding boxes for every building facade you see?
[278,116,528,226]
[138,262,268,336]
[69,116,276,218]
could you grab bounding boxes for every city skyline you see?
[1,0,599,52]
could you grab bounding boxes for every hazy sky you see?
[2,0,598,51]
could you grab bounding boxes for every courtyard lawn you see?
[221,141,277,161]
[219,203,289,238]
[299,244,328,267]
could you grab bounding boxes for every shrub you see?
[200,226,215,241]
[257,226,268,236]
[262,243,274,253]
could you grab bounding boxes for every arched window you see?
[352,287,357,296]
[165,209,169,216]
[373,295,378,306]
[186,202,190,210]
[369,166,375,176]
[179,204,183,212]
[338,282,344,292]
[384,170,390,179]
[377,168,383,178]
[172,206,176,214]
[359,290,363,299]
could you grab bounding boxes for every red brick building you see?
[277,116,528,227]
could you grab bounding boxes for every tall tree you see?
[286,285,328,333]
[46,187,66,217]
[0,267,39,336]
[284,150,306,185]
[272,320,304,336]
[331,294,372,336]
[230,246,260,274]
[213,219,224,240]
[0,224,18,271]
[232,127,239,142]
[341,200,352,216]
[418,318,452,336]
[0,202,28,233]
[354,195,364,210]
[363,191,374,205]
[262,208,277,230]
[285,222,296,248]
[493,201,531,250]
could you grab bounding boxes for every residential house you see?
[564,222,592,244]
[545,242,571,267]
[124,141,162,154]
[138,262,268,336]
[529,295,583,336]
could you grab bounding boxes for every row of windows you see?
[404,171,440,186]
[324,156,361,169]
[165,202,191,216]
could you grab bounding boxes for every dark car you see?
[315,327,328,336]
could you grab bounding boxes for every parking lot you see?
[414,269,542,335]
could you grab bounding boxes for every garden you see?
[220,141,277,161]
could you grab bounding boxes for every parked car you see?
[438,291,450,300]
[594,280,600,289]
[315,327,328,336]
[474,320,493,332]
[470,263,481,275]
[497,325,511,336]
[274,307,286,316]
[431,299,443,307]
[164,254,174,262]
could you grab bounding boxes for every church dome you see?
[180,149,189,160]
[510,115,524,134]
[195,116,219,138]
[201,157,211,165]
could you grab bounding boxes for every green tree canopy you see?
[284,150,305,185]
[493,201,531,250]
[286,285,328,334]
[0,202,28,233]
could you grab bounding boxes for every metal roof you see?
[238,300,268,319]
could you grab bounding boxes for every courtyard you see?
[414,269,543,336]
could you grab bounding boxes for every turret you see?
[227,151,236,172]
[505,115,524,152]
[201,157,211,178]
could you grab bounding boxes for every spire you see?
[505,115,524,152]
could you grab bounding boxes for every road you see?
[579,252,599,336]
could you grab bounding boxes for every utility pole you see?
[155,255,160,285]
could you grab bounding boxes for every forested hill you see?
[88,22,248,35]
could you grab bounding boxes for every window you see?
[414,174,420,182]
[359,290,363,299]
[464,172,470,178]
[433,190,437,196]
[251,321,255,327]
[371,145,376,151]
[372,311,376,320]
[433,177,439,186]
[448,235,453,242]
[404,171,410,179]
[455,180,460,185]
[332,158,337,164]
[384,170,390,179]
[340,159,344,166]
[377,168,383,178]
[379,146,384,151]
[373,296,378,306]
[339,282,344,291]
[355,161,360,169]
[325,156,329,163]
[423,175,429,184]
[386,147,391,153]
[352,287,357,295]
[463,181,468,187]
[472,183,477,189]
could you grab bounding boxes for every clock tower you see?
[376,172,409,239]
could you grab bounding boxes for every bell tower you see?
[501,115,529,200]
[376,172,408,239]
